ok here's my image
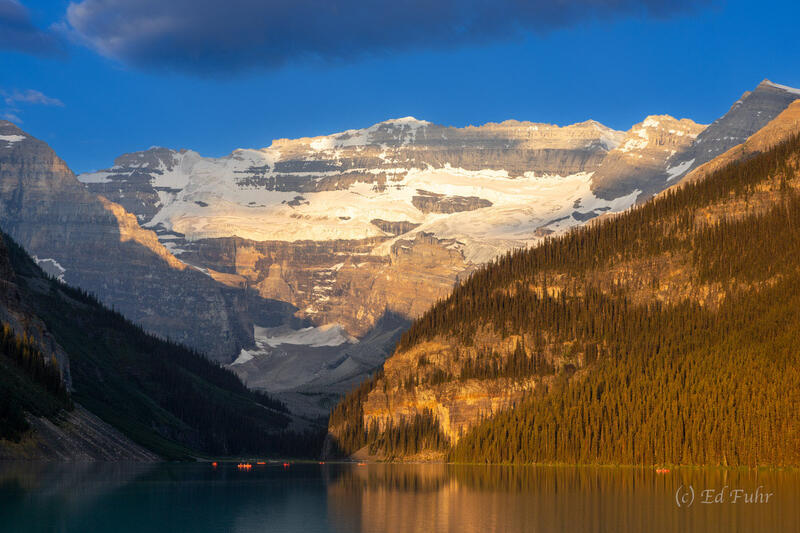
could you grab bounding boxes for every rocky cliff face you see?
[0,121,294,361]
[681,80,800,169]
[356,335,545,444]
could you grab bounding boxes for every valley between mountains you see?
[1,80,800,463]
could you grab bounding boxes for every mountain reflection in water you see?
[1,462,798,532]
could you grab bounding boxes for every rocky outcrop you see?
[79,147,185,220]
[590,115,705,199]
[370,219,421,236]
[359,341,542,443]
[412,190,493,214]
[97,195,187,271]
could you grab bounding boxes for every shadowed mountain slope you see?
[0,230,320,460]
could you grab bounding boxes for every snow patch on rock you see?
[231,323,357,367]
[261,324,357,348]
[666,158,696,181]
[0,134,26,146]
[33,256,66,282]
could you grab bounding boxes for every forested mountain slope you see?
[0,231,319,460]
[328,101,800,466]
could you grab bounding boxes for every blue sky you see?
[1,0,799,173]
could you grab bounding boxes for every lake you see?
[1,462,798,532]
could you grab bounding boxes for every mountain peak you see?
[640,115,672,129]
[638,114,705,130]
[0,120,26,135]
[0,123,32,151]
[380,116,431,127]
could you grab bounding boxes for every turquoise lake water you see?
[1,462,797,532]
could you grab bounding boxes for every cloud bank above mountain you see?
[63,0,711,74]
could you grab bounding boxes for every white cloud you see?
[0,111,22,123]
[0,88,63,125]
[3,89,63,107]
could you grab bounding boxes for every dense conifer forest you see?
[331,133,800,466]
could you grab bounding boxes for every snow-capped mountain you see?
[68,115,704,413]
[1,79,796,415]
[77,117,671,343]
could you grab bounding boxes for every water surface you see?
[1,462,797,532]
